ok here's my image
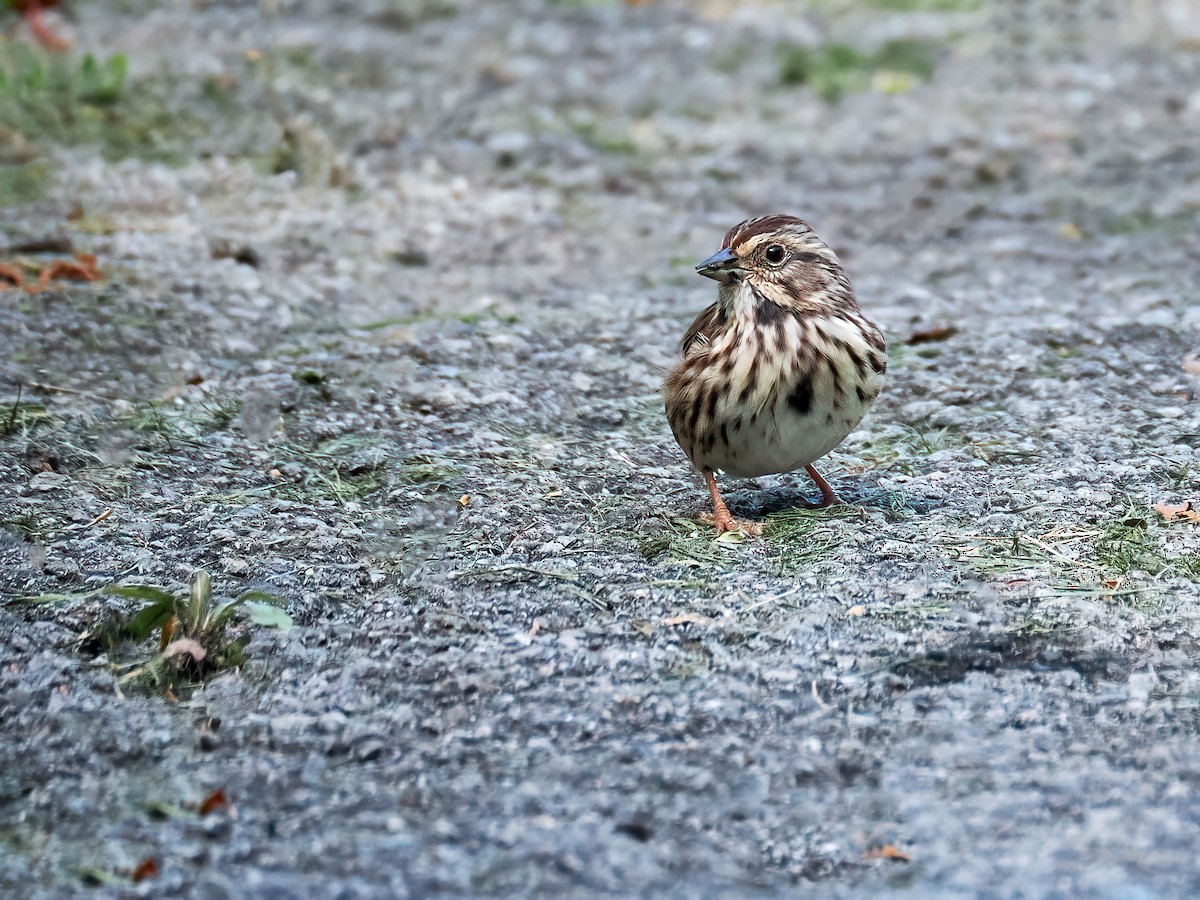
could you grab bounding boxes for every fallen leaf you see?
[630,619,655,637]
[906,325,957,345]
[865,844,911,862]
[457,494,472,508]
[0,264,25,290]
[29,253,103,293]
[161,638,207,662]
[1183,356,1200,376]
[1101,576,1124,591]
[131,858,158,883]
[846,604,866,617]
[662,613,711,627]
[1154,500,1200,524]
[198,788,228,816]
[244,601,293,631]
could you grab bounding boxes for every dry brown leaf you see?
[846,604,866,617]
[1154,500,1200,523]
[30,253,102,292]
[1183,356,1200,376]
[158,615,177,653]
[906,325,957,345]
[865,844,911,862]
[0,263,25,290]
[662,613,711,627]
[131,858,158,883]
[198,788,229,816]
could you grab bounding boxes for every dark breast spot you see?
[756,298,788,329]
[787,376,814,415]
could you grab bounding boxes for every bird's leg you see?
[704,468,736,532]
[804,464,840,507]
[700,469,762,535]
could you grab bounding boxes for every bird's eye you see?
[764,244,787,265]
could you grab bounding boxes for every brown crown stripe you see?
[722,215,808,250]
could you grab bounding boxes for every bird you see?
[664,214,886,535]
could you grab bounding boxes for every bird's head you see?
[695,214,853,313]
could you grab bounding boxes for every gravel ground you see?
[3,0,1200,895]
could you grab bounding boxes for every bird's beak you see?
[695,247,739,282]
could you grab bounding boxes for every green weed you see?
[764,505,855,573]
[779,39,940,101]
[0,42,199,164]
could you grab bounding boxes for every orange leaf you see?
[198,788,228,816]
[131,858,158,883]
[27,253,103,293]
[1154,501,1200,524]
[0,264,24,290]
[865,844,911,862]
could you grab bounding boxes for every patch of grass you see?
[1094,517,1155,576]
[271,435,389,504]
[0,160,50,206]
[0,43,200,163]
[576,122,637,155]
[640,505,853,575]
[855,425,974,474]
[1093,516,1199,581]
[1100,209,1198,236]
[116,401,186,447]
[1,398,54,437]
[3,508,71,540]
[778,39,941,101]
[112,572,289,695]
[949,511,1200,599]
[764,506,855,573]
[14,570,290,698]
[640,516,729,567]
[398,453,460,485]
[112,399,242,450]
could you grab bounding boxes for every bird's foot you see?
[700,511,764,536]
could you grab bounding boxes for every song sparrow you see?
[664,215,886,534]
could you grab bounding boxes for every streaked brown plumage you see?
[664,214,886,534]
